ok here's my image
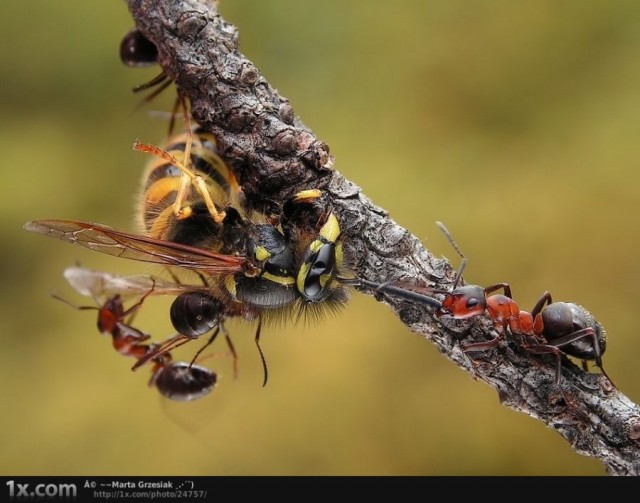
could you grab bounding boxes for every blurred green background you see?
[3,0,639,475]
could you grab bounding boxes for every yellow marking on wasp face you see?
[254,245,271,262]
[309,239,323,254]
[296,262,311,293]
[320,213,340,243]
[261,272,296,286]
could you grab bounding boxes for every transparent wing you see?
[24,219,248,275]
[62,266,209,299]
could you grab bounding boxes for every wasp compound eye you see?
[302,243,336,301]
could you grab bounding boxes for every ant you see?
[439,222,612,387]
[375,222,612,388]
[52,284,217,401]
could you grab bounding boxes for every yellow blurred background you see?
[3,0,639,475]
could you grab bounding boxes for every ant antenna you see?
[435,221,467,289]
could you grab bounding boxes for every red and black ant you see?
[52,278,217,401]
[373,222,612,388]
[435,222,611,386]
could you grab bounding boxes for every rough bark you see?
[124,0,640,475]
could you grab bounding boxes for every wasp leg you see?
[133,97,226,224]
[133,140,226,223]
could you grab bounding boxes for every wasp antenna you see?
[435,221,467,288]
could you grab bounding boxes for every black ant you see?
[52,284,217,401]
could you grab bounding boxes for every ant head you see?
[436,285,487,319]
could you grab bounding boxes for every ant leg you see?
[188,327,221,368]
[131,333,194,371]
[483,283,512,298]
[548,328,601,365]
[530,292,553,319]
[219,322,239,380]
[132,72,168,93]
[523,343,578,406]
[462,332,504,353]
[546,328,614,388]
[166,95,182,138]
[186,323,237,377]
[186,322,237,380]
[121,279,156,324]
[523,344,564,386]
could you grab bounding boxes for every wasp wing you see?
[24,219,247,275]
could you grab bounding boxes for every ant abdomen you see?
[540,302,607,361]
[152,362,217,401]
[120,28,158,67]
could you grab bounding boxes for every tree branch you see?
[125,0,640,475]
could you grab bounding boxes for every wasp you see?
[53,267,218,401]
[25,115,368,385]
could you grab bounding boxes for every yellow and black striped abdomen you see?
[137,127,242,246]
